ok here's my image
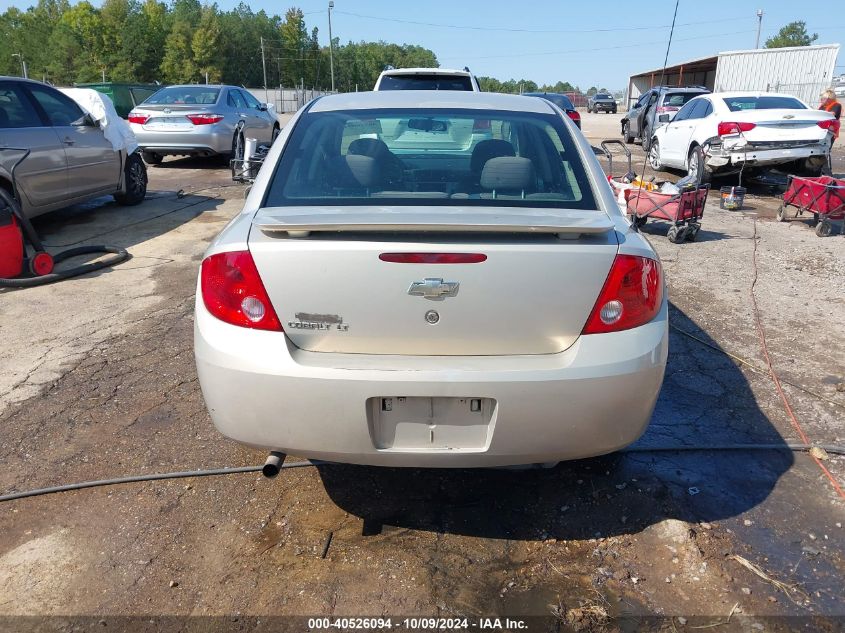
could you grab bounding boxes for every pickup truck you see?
[588,93,617,114]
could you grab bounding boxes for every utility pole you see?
[328,1,335,92]
[755,9,764,49]
[102,68,106,82]
[12,53,27,79]
[260,36,269,102]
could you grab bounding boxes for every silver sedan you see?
[194,91,668,468]
[128,85,279,165]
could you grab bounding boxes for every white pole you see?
[755,9,764,49]
[260,36,269,102]
[328,1,335,92]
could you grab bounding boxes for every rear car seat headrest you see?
[328,154,384,189]
[470,139,515,175]
[480,156,535,192]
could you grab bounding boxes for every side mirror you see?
[74,113,99,127]
[658,114,670,123]
[258,103,268,111]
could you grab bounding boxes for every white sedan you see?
[194,91,667,468]
[648,92,836,183]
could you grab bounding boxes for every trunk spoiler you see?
[254,206,615,236]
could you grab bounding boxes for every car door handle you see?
[239,113,248,118]
[63,137,75,145]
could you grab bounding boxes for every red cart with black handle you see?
[777,175,845,237]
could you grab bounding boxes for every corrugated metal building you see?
[626,44,840,108]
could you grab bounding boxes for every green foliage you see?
[0,0,578,94]
[764,21,818,48]
[477,77,577,95]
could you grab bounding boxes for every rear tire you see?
[667,225,686,243]
[648,140,663,170]
[141,151,162,165]
[687,145,710,185]
[622,120,633,144]
[114,153,147,206]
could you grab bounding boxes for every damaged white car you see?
[647,92,836,183]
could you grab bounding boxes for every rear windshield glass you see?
[142,87,220,105]
[378,75,473,91]
[264,108,596,210]
[663,92,703,107]
[723,96,806,111]
[525,94,574,111]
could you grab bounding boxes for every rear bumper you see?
[706,142,829,170]
[194,294,669,467]
[130,124,233,155]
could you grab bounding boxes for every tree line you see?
[1,0,586,93]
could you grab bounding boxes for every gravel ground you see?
[0,112,843,631]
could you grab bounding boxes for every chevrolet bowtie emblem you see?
[407,278,459,299]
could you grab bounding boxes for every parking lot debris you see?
[809,446,830,461]
[687,487,700,495]
[728,555,798,603]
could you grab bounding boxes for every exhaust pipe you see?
[262,451,286,478]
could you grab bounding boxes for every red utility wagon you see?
[600,140,709,244]
[777,175,845,237]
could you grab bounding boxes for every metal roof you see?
[309,90,557,113]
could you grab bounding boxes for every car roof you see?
[309,90,557,113]
[707,91,803,99]
[379,68,472,77]
[652,86,708,93]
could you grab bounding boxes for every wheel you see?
[141,151,162,165]
[815,219,833,237]
[685,224,700,242]
[687,146,710,185]
[667,225,686,243]
[622,120,633,144]
[776,204,790,222]
[271,125,280,143]
[641,124,651,151]
[648,140,662,170]
[29,252,54,276]
[633,215,648,228]
[113,153,147,206]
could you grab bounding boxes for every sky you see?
[2,0,843,90]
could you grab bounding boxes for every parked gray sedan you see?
[128,85,280,165]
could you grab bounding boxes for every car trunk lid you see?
[726,109,831,143]
[248,205,619,356]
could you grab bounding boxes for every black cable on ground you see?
[0,245,130,288]
[2,445,843,503]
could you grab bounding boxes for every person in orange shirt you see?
[819,89,841,175]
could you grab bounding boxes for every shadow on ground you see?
[319,304,793,541]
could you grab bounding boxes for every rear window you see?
[663,92,704,107]
[723,96,806,111]
[378,74,473,91]
[525,94,574,111]
[265,108,596,210]
[143,87,220,105]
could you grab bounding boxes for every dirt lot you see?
[0,113,843,632]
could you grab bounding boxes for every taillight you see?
[379,253,487,264]
[127,113,149,124]
[817,119,836,130]
[718,121,756,136]
[186,113,225,125]
[200,251,282,331]
[567,110,581,123]
[582,255,663,334]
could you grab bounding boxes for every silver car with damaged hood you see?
[194,91,668,468]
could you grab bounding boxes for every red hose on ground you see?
[750,219,845,499]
